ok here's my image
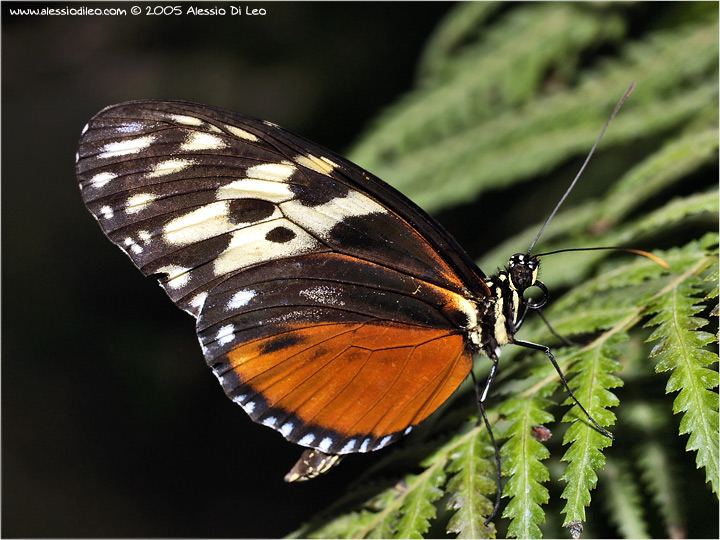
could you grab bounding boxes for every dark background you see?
[2,2,457,537]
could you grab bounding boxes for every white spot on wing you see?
[216,324,235,346]
[99,205,114,219]
[88,171,117,189]
[263,416,278,427]
[98,135,155,159]
[170,114,203,126]
[227,289,256,310]
[81,123,89,135]
[124,237,143,254]
[246,162,296,182]
[404,426,413,435]
[281,189,386,240]
[147,158,194,178]
[320,156,338,168]
[318,437,333,453]
[216,179,293,203]
[243,401,256,414]
[162,201,231,246]
[377,435,393,449]
[360,438,371,452]
[156,264,190,289]
[225,124,259,142]
[125,193,156,214]
[137,230,152,243]
[294,154,336,176]
[180,132,226,151]
[340,439,356,453]
[189,292,208,311]
[299,434,316,446]
[214,219,317,276]
[280,422,294,436]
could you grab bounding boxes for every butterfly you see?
[75,100,612,489]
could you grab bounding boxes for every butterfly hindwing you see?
[76,101,486,455]
[197,252,474,453]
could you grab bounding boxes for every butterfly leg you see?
[471,353,502,525]
[533,309,582,347]
[513,339,614,439]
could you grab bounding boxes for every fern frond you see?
[645,245,719,495]
[623,402,687,538]
[417,2,502,82]
[352,3,627,169]
[308,506,387,540]
[559,334,625,525]
[499,396,554,538]
[627,189,719,240]
[705,260,719,301]
[350,18,717,213]
[394,467,447,538]
[599,128,719,225]
[599,458,650,538]
[445,430,498,539]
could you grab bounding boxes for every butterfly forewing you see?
[76,101,486,456]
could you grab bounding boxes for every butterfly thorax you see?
[467,253,541,359]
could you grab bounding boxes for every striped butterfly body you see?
[76,101,543,481]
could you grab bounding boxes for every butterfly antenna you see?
[536,245,669,269]
[527,83,636,256]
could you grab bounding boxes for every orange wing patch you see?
[221,322,472,453]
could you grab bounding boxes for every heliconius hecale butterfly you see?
[76,97,620,511]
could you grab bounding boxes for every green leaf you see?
[559,335,625,525]
[350,17,717,214]
[599,128,719,225]
[499,397,554,538]
[626,189,719,240]
[351,2,627,171]
[645,247,719,495]
[308,508,384,540]
[599,458,650,538]
[417,2,503,82]
[445,430,498,539]
[622,402,687,538]
[395,468,447,538]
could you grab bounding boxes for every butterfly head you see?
[507,253,540,292]
[505,253,547,310]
